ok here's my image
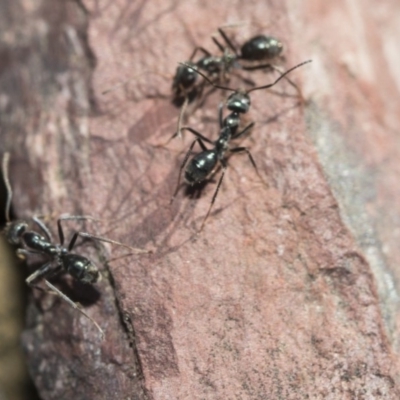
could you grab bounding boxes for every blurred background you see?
[0,174,40,400]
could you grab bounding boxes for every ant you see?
[1,153,148,339]
[172,28,286,107]
[214,28,284,66]
[170,32,305,145]
[172,43,238,107]
[170,43,238,140]
[170,101,258,231]
[171,60,312,230]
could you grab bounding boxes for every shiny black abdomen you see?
[63,254,99,283]
[185,150,218,185]
[172,62,198,91]
[4,220,28,246]
[240,35,283,61]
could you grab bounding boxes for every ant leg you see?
[57,215,102,246]
[181,127,214,144]
[217,27,239,56]
[188,46,212,61]
[25,262,63,295]
[32,217,53,242]
[241,62,273,71]
[211,37,225,53]
[170,138,208,204]
[230,146,268,186]
[176,95,189,140]
[24,257,104,338]
[232,122,255,140]
[43,279,105,340]
[200,162,227,231]
[25,261,56,286]
[2,152,12,223]
[162,95,190,146]
[67,231,150,254]
[163,88,212,147]
[218,102,224,128]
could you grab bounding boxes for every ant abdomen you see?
[5,220,28,245]
[172,62,198,91]
[240,35,283,61]
[64,254,100,284]
[185,150,217,185]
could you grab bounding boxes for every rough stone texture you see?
[1,0,400,399]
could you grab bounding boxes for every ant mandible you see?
[1,153,149,339]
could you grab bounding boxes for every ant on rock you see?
[170,30,304,145]
[1,153,148,339]
[170,103,258,231]
[171,60,312,230]
[214,28,284,66]
[172,28,286,107]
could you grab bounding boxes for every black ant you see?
[174,59,311,143]
[215,28,284,66]
[172,43,238,107]
[172,28,287,106]
[171,60,312,229]
[1,153,148,339]
[170,99,261,231]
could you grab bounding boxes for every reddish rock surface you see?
[1,0,400,399]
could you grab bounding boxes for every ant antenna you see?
[2,152,12,223]
[247,60,312,93]
[180,59,312,93]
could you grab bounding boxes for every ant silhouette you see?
[1,153,149,339]
[170,36,311,144]
[171,60,312,230]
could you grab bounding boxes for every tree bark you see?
[1,0,400,399]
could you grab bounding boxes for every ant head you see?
[179,62,236,93]
[226,92,251,114]
[2,152,12,223]
[64,254,101,284]
[173,62,198,90]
